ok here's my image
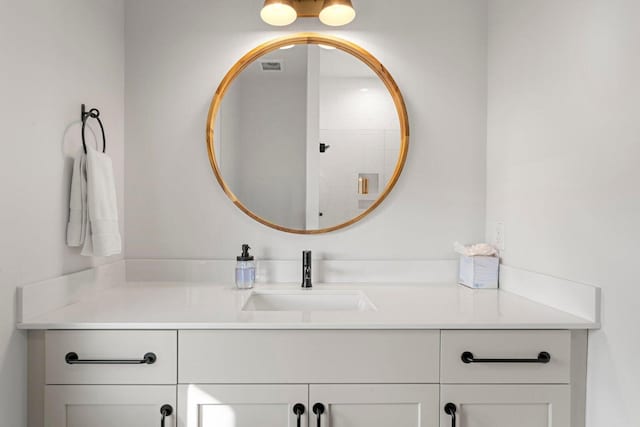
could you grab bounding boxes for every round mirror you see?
[207,33,409,234]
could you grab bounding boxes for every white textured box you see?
[458,255,499,289]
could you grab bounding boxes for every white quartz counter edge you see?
[16,321,596,330]
[17,282,597,330]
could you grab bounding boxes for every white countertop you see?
[17,282,596,330]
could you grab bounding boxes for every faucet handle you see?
[302,250,312,288]
[303,250,312,264]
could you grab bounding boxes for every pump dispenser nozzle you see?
[237,244,254,261]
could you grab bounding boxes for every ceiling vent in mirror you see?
[261,0,356,27]
[260,60,283,72]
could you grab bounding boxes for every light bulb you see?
[319,0,356,26]
[260,0,297,26]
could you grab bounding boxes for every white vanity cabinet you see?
[178,384,309,427]
[178,330,441,383]
[44,330,177,384]
[34,329,586,427]
[439,385,569,427]
[40,331,178,427]
[45,385,177,427]
[178,384,438,427]
[309,384,439,427]
[439,330,585,427]
[177,330,441,427]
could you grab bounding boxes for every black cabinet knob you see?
[293,403,306,427]
[444,402,457,427]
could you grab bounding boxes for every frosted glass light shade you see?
[319,0,356,26]
[261,0,297,26]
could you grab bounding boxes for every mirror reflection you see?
[212,40,405,233]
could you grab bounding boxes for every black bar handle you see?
[293,403,306,427]
[65,351,157,365]
[461,351,551,364]
[444,403,457,427]
[160,404,173,427]
[312,403,325,427]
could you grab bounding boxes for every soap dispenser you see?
[235,244,255,289]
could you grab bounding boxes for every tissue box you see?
[458,255,499,289]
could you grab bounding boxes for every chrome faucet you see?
[301,250,312,288]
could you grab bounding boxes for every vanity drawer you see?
[45,330,177,385]
[441,330,570,383]
[179,330,440,383]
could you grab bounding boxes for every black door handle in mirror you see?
[293,403,306,427]
[461,351,551,364]
[160,404,173,427]
[444,402,457,427]
[312,403,325,427]
[65,352,157,365]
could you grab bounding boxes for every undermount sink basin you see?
[242,290,376,312]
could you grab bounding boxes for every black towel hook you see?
[81,104,106,154]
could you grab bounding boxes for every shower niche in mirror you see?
[207,33,408,234]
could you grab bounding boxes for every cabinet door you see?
[309,384,439,427]
[178,384,308,427]
[440,385,570,427]
[45,385,176,427]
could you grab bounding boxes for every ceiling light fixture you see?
[260,0,356,27]
[260,0,297,26]
[318,0,356,26]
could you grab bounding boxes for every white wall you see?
[319,77,398,131]
[0,1,125,425]
[318,76,399,227]
[486,1,640,425]
[231,57,308,229]
[125,0,488,260]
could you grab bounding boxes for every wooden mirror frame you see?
[206,33,409,234]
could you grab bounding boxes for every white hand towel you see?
[80,147,121,257]
[66,153,87,246]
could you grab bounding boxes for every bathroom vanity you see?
[20,281,594,427]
